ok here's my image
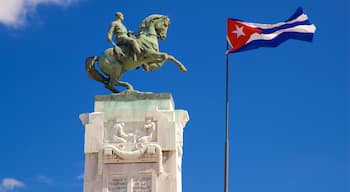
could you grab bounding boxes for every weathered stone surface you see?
[80,92,189,192]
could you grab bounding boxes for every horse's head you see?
[139,15,170,40]
[154,16,170,40]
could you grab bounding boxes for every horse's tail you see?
[85,56,108,84]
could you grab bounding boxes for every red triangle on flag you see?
[227,19,262,53]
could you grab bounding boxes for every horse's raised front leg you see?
[144,52,187,72]
[142,62,162,71]
[165,54,187,72]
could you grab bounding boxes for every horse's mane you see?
[138,14,169,35]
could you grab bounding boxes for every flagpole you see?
[224,41,230,192]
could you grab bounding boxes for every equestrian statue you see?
[85,12,187,93]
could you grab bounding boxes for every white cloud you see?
[36,175,53,185]
[0,0,79,27]
[0,178,25,191]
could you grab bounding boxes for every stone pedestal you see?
[80,92,189,192]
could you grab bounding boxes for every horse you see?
[85,14,187,93]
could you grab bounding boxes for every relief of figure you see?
[137,119,156,143]
[104,120,162,171]
[113,122,134,143]
[107,11,142,60]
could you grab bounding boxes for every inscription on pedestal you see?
[108,176,152,192]
[132,176,152,192]
[109,177,128,192]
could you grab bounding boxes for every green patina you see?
[85,13,187,93]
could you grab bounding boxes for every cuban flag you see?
[226,7,316,54]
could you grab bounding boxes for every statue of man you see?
[107,12,142,59]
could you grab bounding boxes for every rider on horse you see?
[107,12,142,60]
[86,13,187,93]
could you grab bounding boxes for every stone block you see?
[80,92,189,192]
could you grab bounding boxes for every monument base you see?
[80,91,189,192]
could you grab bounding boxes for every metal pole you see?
[224,42,230,192]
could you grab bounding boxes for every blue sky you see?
[0,0,348,192]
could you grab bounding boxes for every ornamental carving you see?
[103,118,163,173]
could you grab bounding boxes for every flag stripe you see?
[243,12,307,29]
[287,7,304,22]
[247,24,316,43]
[236,32,314,52]
[260,20,312,34]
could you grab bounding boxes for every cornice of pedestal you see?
[95,91,173,102]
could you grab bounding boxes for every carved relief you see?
[105,118,158,145]
[103,118,163,173]
[113,122,130,143]
[137,119,156,143]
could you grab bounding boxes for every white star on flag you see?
[232,25,245,38]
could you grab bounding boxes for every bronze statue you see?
[107,12,142,59]
[85,13,187,93]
